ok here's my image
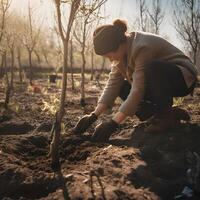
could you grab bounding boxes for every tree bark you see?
[0,9,5,44]
[4,52,11,109]
[10,49,14,89]
[34,50,41,67]
[80,27,86,106]
[0,54,4,78]
[70,39,75,90]
[28,50,33,85]
[42,49,49,65]
[90,50,94,81]
[17,47,23,83]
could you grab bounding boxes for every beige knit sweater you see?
[98,31,197,117]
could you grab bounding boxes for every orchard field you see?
[0,74,200,200]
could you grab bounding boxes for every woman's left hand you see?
[92,119,119,142]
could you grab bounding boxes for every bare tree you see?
[22,1,41,85]
[0,0,11,82]
[148,0,164,34]
[41,35,52,66]
[0,51,4,78]
[131,0,164,34]
[0,49,11,109]
[173,0,200,66]
[90,49,94,80]
[137,0,148,31]
[42,46,50,66]
[5,29,15,89]
[49,0,80,171]
[16,46,23,83]
[52,25,64,72]
[73,0,107,106]
[131,0,150,32]
[4,52,11,109]
[15,17,26,84]
[33,49,42,68]
[69,38,75,90]
[34,32,53,68]
[87,8,103,81]
[0,0,11,44]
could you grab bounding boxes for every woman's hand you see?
[92,119,119,142]
[73,113,97,134]
[91,112,126,142]
[73,104,108,135]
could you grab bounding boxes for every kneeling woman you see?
[73,19,197,142]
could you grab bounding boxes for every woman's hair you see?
[93,19,127,55]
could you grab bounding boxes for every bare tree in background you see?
[22,1,41,85]
[148,0,164,34]
[53,25,63,73]
[132,0,150,32]
[0,0,12,108]
[0,0,11,79]
[137,0,148,31]
[3,51,10,109]
[41,32,53,67]
[0,0,11,44]
[73,0,107,106]
[88,6,103,81]
[49,0,80,171]
[33,49,41,68]
[69,38,75,90]
[173,0,200,67]
[5,29,15,89]
[0,48,11,109]
[41,45,50,66]
[14,15,27,84]
[33,32,52,68]
[0,50,4,78]
[16,45,23,83]
[132,0,164,34]
[90,49,94,80]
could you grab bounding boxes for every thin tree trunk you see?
[4,52,11,109]
[95,57,105,89]
[34,50,41,67]
[99,57,105,77]
[50,41,69,169]
[0,12,5,44]
[81,44,86,106]
[10,49,14,89]
[90,50,94,80]
[4,53,9,85]
[28,50,33,85]
[42,50,49,65]
[17,47,23,83]
[70,39,75,90]
[59,41,68,119]
[49,0,80,171]
[0,54,4,78]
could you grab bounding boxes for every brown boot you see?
[144,107,190,133]
[171,106,190,122]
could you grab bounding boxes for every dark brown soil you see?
[0,77,200,200]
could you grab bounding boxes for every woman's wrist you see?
[112,112,126,124]
[93,103,108,116]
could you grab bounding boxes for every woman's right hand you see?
[73,113,98,134]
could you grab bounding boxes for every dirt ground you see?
[0,75,200,200]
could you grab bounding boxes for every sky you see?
[10,0,183,49]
